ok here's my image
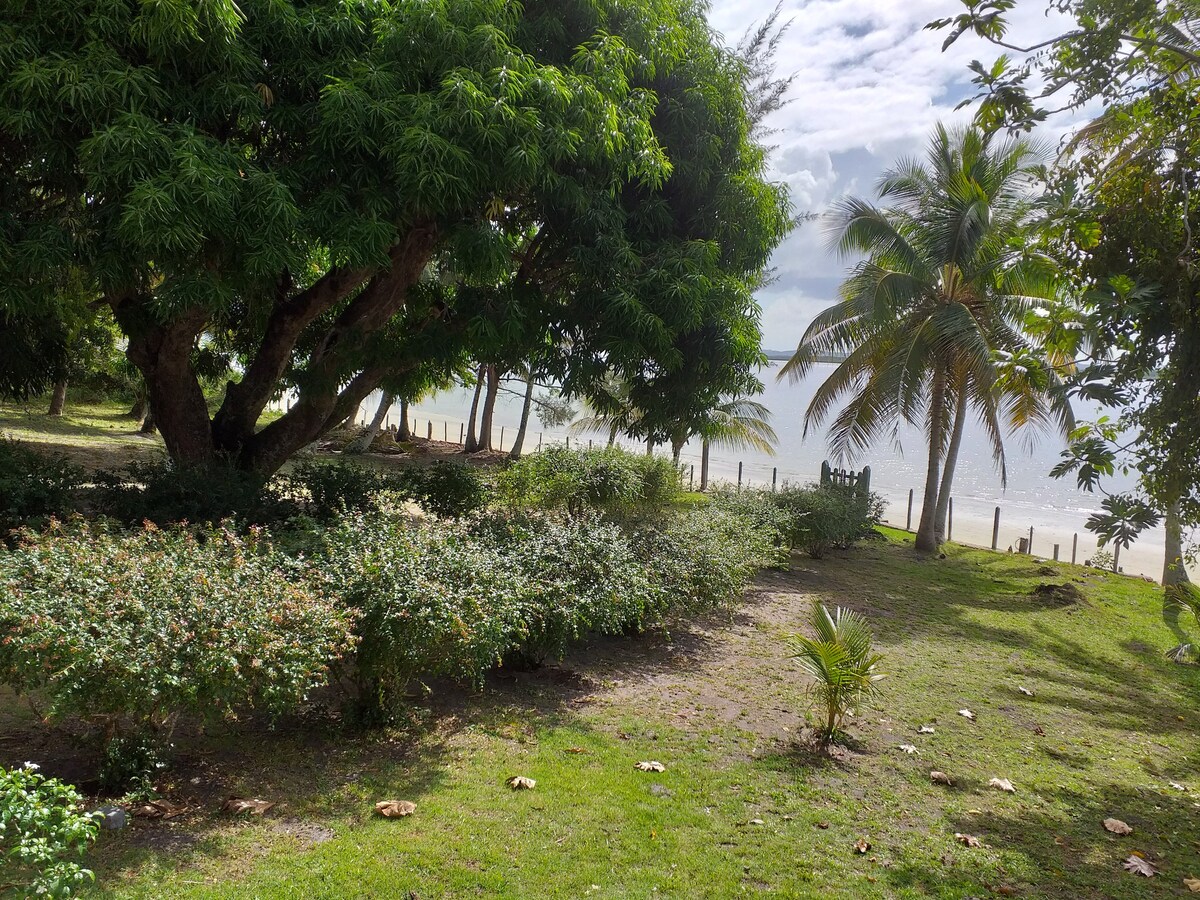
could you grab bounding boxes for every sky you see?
[703,0,1070,351]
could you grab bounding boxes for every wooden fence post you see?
[737,461,743,490]
[1028,526,1034,555]
[689,465,694,490]
[1053,543,1060,561]
[1072,533,1078,565]
[499,426,504,451]
[459,423,464,444]
[991,507,1000,550]
[906,489,914,531]
[948,497,953,542]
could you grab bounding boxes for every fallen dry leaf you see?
[817,822,830,829]
[918,724,936,734]
[634,761,666,773]
[854,838,872,854]
[222,797,275,816]
[563,747,589,755]
[1123,855,1157,877]
[930,771,954,786]
[955,833,982,848]
[898,744,918,754]
[1033,725,1046,736]
[749,818,764,826]
[1018,686,1035,697]
[375,800,416,818]
[989,777,1016,793]
[1103,818,1133,835]
[1184,875,1200,891]
[958,709,976,720]
[130,799,187,820]
[507,776,536,790]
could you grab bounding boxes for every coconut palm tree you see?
[693,397,777,490]
[781,123,1072,552]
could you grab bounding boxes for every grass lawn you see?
[10,527,1197,898]
[0,399,164,470]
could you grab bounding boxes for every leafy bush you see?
[771,484,883,558]
[409,461,488,518]
[790,604,884,747]
[636,502,784,616]
[498,447,679,517]
[1,763,98,898]
[315,513,529,718]
[0,521,356,745]
[475,513,660,661]
[93,458,297,526]
[0,439,81,535]
[286,458,408,518]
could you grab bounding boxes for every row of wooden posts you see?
[339,407,1113,571]
[900,487,1120,571]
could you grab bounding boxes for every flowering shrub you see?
[1,763,98,898]
[0,521,357,740]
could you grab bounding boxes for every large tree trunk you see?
[116,301,214,465]
[128,395,147,421]
[934,381,968,543]
[478,365,500,451]
[700,439,711,491]
[397,397,411,441]
[47,379,67,417]
[671,434,685,464]
[349,390,394,453]
[139,408,156,434]
[915,367,947,553]
[646,436,654,456]
[1164,500,1191,587]
[227,225,439,473]
[464,365,486,452]
[509,371,536,459]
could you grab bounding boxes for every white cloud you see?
[705,0,1073,347]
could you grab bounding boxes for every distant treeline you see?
[763,349,847,363]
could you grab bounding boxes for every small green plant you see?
[790,604,884,747]
[1087,548,1116,571]
[0,763,99,898]
[0,439,81,535]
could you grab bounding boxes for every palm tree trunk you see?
[509,370,535,459]
[700,439,711,491]
[646,436,654,456]
[915,367,947,552]
[349,391,393,453]
[607,425,617,448]
[464,364,485,452]
[48,379,67,417]
[1164,500,1191,587]
[397,397,411,440]
[671,435,684,464]
[934,381,968,543]
[478,365,500,451]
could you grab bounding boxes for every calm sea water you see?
[352,361,1167,580]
